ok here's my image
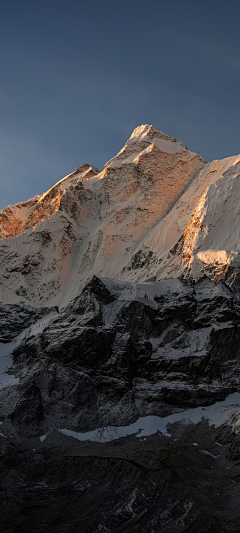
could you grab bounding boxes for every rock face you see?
[6,276,240,435]
[2,125,240,531]
[1,276,240,531]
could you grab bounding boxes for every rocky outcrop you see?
[2,275,239,437]
[1,276,240,531]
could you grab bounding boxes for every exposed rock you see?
[1,279,240,531]
[0,278,237,431]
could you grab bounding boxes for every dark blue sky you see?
[1,0,240,209]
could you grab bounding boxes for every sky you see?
[1,0,240,209]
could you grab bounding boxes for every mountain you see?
[2,124,240,311]
[1,125,240,532]
[0,124,206,308]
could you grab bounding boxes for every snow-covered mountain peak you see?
[0,124,206,308]
[2,125,240,308]
[128,123,186,153]
[104,124,200,171]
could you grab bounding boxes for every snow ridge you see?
[1,124,240,308]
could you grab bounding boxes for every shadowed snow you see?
[56,393,240,443]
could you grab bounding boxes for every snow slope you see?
[1,123,240,308]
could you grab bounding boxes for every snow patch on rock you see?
[57,393,240,443]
